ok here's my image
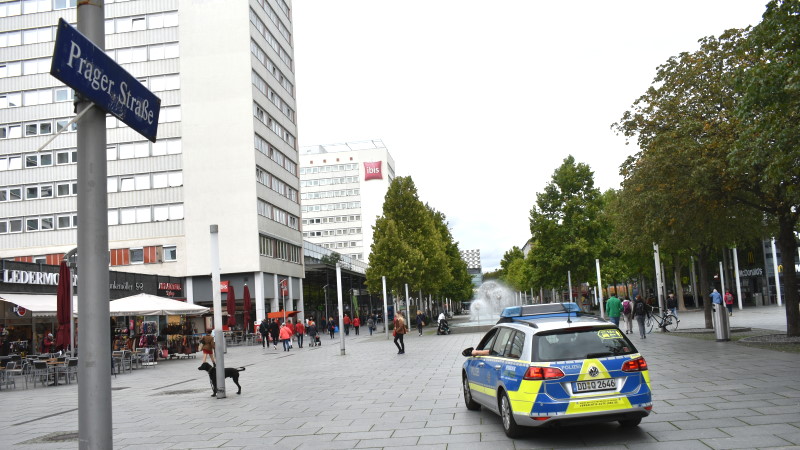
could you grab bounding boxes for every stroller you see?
[437,319,451,335]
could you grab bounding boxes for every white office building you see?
[0,0,304,324]
[299,139,395,263]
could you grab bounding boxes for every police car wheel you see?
[619,417,642,427]
[500,392,523,438]
[463,376,481,411]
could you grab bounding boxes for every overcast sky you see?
[291,1,768,272]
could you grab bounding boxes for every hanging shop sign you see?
[13,305,28,317]
[158,282,183,298]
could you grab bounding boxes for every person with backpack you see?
[724,289,735,316]
[621,297,633,334]
[633,295,648,339]
[258,318,270,349]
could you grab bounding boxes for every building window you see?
[130,248,144,264]
[163,245,177,262]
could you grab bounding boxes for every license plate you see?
[574,378,616,393]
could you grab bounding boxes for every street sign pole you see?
[75,2,112,449]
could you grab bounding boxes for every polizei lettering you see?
[66,41,154,125]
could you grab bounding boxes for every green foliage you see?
[527,156,607,289]
[365,177,468,301]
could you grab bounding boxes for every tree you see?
[365,177,449,301]
[732,0,800,336]
[614,29,765,327]
[429,208,472,302]
[528,156,606,293]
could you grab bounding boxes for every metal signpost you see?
[49,7,161,448]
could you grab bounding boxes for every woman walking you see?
[393,311,408,354]
[633,296,648,339]
[367,316,375,336]
[199,331,216,365]
[415,310,425,336]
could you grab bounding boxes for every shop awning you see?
[0,293,77,318]
[106,293,209,316]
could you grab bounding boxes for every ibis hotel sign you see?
[50,18,161,142]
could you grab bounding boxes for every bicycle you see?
[645,308,679,333]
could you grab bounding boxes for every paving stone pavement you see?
[1,305,798,449]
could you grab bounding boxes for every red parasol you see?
[226,284,237,328]
[54,261,71,351]
[242,285,252,333]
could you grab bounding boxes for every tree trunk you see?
[697,247,712,329]
[777,216,799,337]
[673,254,687,311]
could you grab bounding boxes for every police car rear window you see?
[533,328,635,361]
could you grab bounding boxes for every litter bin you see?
[712,303,730,342]
[754,293,763,307]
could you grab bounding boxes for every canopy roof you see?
[0,293,76,318]
[107,293,209,316]
[266,310,298,319]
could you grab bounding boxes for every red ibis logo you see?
[220,280,229,293]
[364,161,382,181]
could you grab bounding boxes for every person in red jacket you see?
[294,320,305,348]
[352,316,361,335]
[343,314,351,336]
[286,320,295,349]
[279,322,293,352]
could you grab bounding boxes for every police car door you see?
[465,327,499,407]
[481,327,515,412]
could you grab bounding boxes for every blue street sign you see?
[50,18,161,142]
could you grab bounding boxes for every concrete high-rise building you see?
[461,249,482,287]
[0,0,303,324]
[299,139,395,263]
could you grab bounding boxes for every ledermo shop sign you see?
[364,161,382,181]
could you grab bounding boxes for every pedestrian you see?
[667,292,678,317]
[367,316,375,336]
[724,289,735,316]
[199,330,216,364]
[606,293,622,326]
[307,320,318,346]
[286,320,295,348]
[415,310,425,336]
[268,318,280,350]
[258,318,270,348]
[621,297,633,334]
[633,295,648,339]
[393,311,407,354]
[42,332,54,354]
[328,318,335,339]
[710,288,723,307]
[343,314,351,336]
[295,319,305,348]
[279,322,292,351]
[353,316,360,335]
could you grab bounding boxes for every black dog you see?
[198,362,244,397]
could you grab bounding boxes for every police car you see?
[461,303,652,437]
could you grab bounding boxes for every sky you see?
[291,0,769,273]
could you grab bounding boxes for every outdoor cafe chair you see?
[30,360,51,388]
[1,361,23,390]
[57,358,78,384]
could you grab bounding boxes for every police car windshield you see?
[534,328,635,361]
